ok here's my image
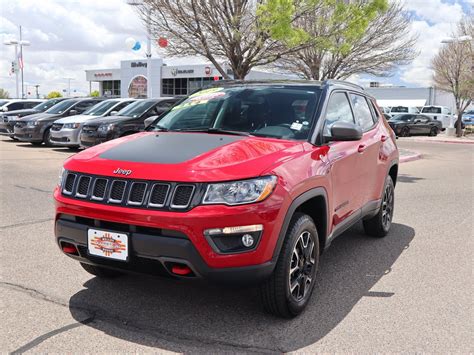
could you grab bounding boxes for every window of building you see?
[102,80,121,97]
[162,77,223,96]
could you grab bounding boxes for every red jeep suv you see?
[54,80,398,318]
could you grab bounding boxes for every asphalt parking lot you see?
[1,137,472,353]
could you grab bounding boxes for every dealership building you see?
[85,58,290,98]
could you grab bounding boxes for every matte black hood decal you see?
[100,133,243,164]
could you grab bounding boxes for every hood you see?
[84,115,130,126]
[54,114,98,124]
[21,112,62,122]
[65,132,304,181]
[2,108,39,118]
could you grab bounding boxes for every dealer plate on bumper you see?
[87,229,128,261]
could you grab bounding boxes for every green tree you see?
[47,91,63,99]
[0,88,10,99]
[258,0,416,80]
[90,90,100,97]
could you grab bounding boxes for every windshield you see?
[150,86,320,140]
[0,100,9,106]
[83,100,119,116]
[391,106,408,113]
[464,110,474,115]
[422,107,441,114]
[33,99,62,112]
[391,114,413,121]
[116,100,155,118]
[45,99,77,114]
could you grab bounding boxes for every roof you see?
[210,79,365,91]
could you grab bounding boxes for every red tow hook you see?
[171,264,193,276]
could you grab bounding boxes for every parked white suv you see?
[388,106,419,117]
[0,99,45,112]
[420,106,454,129]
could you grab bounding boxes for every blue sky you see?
[0,0,472,96]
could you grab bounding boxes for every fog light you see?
[241,234,254,247]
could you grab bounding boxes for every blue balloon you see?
[132,41,141,51]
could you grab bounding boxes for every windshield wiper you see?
[174,128,251,136]
[151,124,169,132]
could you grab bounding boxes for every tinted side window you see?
[350,94,374,131]
[417,115,430,123]
[7,102,24,110]
[75,100,99,113]
[25,102,39,109]
[323,92,354,136]
[369,100,381,123]
[113,101,132,112]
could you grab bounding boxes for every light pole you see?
[34,84,40,99]
[3,27,30,99]
[64,78,74,97]
[128,0,153,98]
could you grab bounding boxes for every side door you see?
[349,93,381,207]
[416,115,431,134]
[323,91,361,229]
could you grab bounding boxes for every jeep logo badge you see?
[113,168,132,176]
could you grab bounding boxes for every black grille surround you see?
[61,171,206,211]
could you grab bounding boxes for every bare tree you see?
[432,18,473,137]
[272,2,418,80]
[134,0,292,79]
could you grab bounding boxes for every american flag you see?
[18,50,24,70]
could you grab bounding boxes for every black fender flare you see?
[271,187,328,262]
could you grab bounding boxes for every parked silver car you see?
[50,98,136,148]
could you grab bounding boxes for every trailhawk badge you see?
[113,168,132,176]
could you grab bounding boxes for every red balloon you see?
[157,37,168,48]
[213,76,219,81]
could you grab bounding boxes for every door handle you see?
[358,144,366,153]
[381,135,388,142]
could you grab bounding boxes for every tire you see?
[400,126,410,137]
[43,129,53,147]
[30,141,42,146]
[363,175,395,238]
[260,213,319,318]
[80,262,124,278]
[429,127,438,136]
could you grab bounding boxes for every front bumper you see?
[54,186,287,282]
[80,129,114,148]
[14,125,43,142]
[50,128,81,146]
[0,120,15,136]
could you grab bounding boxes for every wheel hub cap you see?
[289,231,316,302]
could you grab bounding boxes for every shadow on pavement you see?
[397,174,424,184]
[69,222,414,352]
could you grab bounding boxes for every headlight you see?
[203,176,277,205]
[98,124,115,132]
[27,121,40,126]
[63,123,80,129]
[58,168,66,187]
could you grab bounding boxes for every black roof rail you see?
[323,79,365,91]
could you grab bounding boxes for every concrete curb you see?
[400,153,422,163]
[403,138,474,145]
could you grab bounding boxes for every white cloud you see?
[399,0,466,87]
[0,0,146,97]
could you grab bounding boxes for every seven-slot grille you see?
[61,171,197,210]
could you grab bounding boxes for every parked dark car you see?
[79,98,178,148]
[0,98,67,139]
[388,114,442,137]
[14,98,104,146]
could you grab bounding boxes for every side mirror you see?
[326,121,362,142]
[144,115,159,129]
[109,111,118,116]
[69,109,78,116]
[2,107,8,112]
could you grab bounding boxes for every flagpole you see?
[19,25,24,99]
